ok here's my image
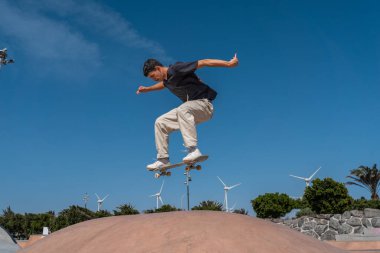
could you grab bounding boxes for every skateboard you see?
[152,155,208,178]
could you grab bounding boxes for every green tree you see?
[0,207,28,239]
[233,208,248,215]
[114,204,140,215]
[346,164,380,200]
[53,205,95,231]
[191,201,223,211]
[251,193,294,218]
[94,210,112,218]
[351,197,380,210]
[304,178,353,214]
[23,212,55,237]
[292,197,310,209]
[144,204,180,213]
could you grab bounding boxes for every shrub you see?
[251,193,294,218]
[304,178,353,214]
[233,208,249,215]
[114,204,140,215]
[351,197,380,210]
[144,204,180,213]
[296,207,316,218]
[192,201,223,211]
[53,205,95,231]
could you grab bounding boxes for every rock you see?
[342,211,351,219]
[329,218,340,230]
[364,208,380,218]
[353,226,364,234]
[298,218,305,227]
[363,218,372,228]
[350,210,364,217]
[338,223,353,234]
[302,230,319,239]
[293,227,301,232]
[315,225,328,236]
[316,219,328,225]
[303,221,317,231]
[346,217,362,226]
[271,218,282,223]
[316,214,333,219]
[321,230,338,240]
[333,214,341,220]
[372,217,380,228]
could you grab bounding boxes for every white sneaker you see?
[183,147,202,162]
[146,158,170,171]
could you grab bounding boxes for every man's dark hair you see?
[143,59,163,76]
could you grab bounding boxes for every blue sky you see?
[0,0,379,215]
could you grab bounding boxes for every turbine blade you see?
[217,176,227,187]
[95,193,100,200]
[102,194,109,201]
[229,183,241,189]
[308,167,321,180]
[159,196,164,205]
[290,175,306,180]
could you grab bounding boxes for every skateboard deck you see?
[152,155,208,178]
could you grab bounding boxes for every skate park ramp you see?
[18,211,347,253]
[0,226,20,253]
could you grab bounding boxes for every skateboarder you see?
[137,54,238,170]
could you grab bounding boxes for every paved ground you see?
[327,241,380,253]
[18,211,348,253]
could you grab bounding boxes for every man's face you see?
[147,67,164,82]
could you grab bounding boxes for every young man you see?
[137,54,238,170]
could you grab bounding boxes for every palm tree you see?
[114,204,140,215]
[346,164,380,200]
[191,200,223,211]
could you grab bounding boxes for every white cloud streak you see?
[0,1,101,69]
[0,0,171,77]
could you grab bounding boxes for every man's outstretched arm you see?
[197,53,239,69]
[136,82,165,94]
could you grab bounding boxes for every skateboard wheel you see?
[196,165,201,170]
[154,173,160,179]
[166,172,172,176]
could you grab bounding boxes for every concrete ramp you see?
[18,211,347,253]
[0,226,20,253]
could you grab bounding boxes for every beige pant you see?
[155,99,214,159]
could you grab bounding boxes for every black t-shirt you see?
[163,61,217,103]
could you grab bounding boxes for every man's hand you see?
[228,53,238,67]
[136,86,148,94]
[136,82,165,94]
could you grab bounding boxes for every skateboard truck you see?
[151,155,208,210]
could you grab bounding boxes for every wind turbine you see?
[290,167,321,186]
[95,193,109,211]
[150,180,164,209]
[228,202,237,213]
[217,176,241,213]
